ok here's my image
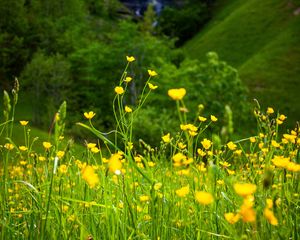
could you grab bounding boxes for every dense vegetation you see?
[184,0,300,127]
[0,0,251,144]
[0,68,299,239]
[1,0,300,238]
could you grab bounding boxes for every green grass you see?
[184,0,300,127]
[1,75,300,239]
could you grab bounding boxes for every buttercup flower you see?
[234,183,257,198]
[201,138,212,150]
[195,191,214,205]
[19,146,28,151]
[148,82,158,90]
[126,56,135,62]
[140,195,150,202]
[84,111,96,120]
[125,106,132,113]
[81,165,99,188]
[264,199,278,226]
[57,151,65,159]
[20,121,28,126]
[198,116,207,122]
[87,143,97,149]
[148,69,157,77]
[167,88,186,101]
[176,185,189,197]
[162,133,171,143]
[267,107,274,114]
[224,213,240,224]
[43,142,52,150]
[124,76,132,83]
[264,208,278,225]
[210,115,218,122]
[227,141,237,151]
[115,86,125,95]
[59,164,68,174]
[91,147,100,153]
[108,153,123,174]
[4,143,14,150]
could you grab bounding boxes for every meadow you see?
[0,57,299,239]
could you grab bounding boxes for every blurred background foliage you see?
[1,0,297,145]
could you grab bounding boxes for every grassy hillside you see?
[184,0,300,127]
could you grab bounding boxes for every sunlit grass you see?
[0,57,299,239]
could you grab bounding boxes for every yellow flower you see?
[162,133,171,143]
[195,191,214,205]
[62,205,69,213]
[175,185,189,197]
[267,107,274,114]
[126,56,135,62]
[57,151,65,159]
[148,82,158,90]
[81,165,99,188]
[227,141,237,151]
[188,130,197,136]
[240,200,256,222]
[91,147,100,153]
[197,162,207,172]
[154,182,162,191]
[87,143,97,149]
[217,180,225,185]
[19,146,28,151]
[84,111,96,119]
[271,155,290,168]
[201,138,212,150]
[134,156,142,162]
[19,121,29,126]
[198,116,207,122]
[182,158,193,165]
[210,115,218,122]
[279,114,286,121]
[127,142,133,150]
[180,123,197,132]
[271,140,280,148]
[140,195,150,202]
[43,142,52,150]
[178,142,186,149]
[219,161,231,168]
[148,69,157,77]
[227,169,235,175]
[59,164,68,174]
[264,208,278,225]
[234,183,257,198]
[108,153,123,174]
[124,76,132,83]
[125,106,132,113]
[266,198,273,209]
[249,137,256,143]
[224,212,240,224]
[172,152,186,167]
[148,161,155,167]
[4,143,14,150]
[167,88,186,101]
[197,148,206,157]
[234,149,242,156]
[143,215,152,221]
[115,86,124,95]
[38,156,46,161]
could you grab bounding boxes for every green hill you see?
[184,0,300,127]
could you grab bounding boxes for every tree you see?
[21,52,72,126]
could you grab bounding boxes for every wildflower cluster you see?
[0,59,299,239]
